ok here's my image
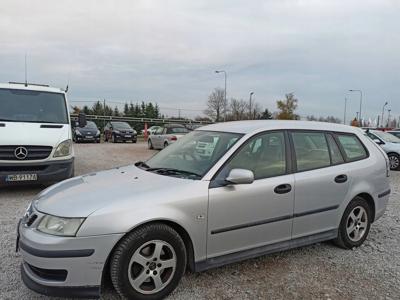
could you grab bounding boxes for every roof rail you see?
[8,81,50,87]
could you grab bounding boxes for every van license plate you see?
[6,174,38,182]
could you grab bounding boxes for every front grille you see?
[0,165,48,172]
[26,263,68,281]
[0,146,52,161]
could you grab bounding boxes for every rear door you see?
[207,131,295,258]
[290,131,349,238]
[152,127,164,148]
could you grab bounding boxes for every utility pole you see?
[381,101,388,128]
[387,109,391,128]
[249,92,254,120]
[343,97,347,125]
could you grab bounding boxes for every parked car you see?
[0,82,75,186]
[104,121,137,143]
[73,121,100,143]
[387,130,400,139]
[148,123,189,149]
[185,124,204,131]
[364,129,400,170]
[18,121,390,299]
[141,125,162,136]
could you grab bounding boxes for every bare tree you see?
[230,98,248,120]
[204,88,227,122]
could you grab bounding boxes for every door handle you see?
[274,184,292,194]
[334,174,348,183]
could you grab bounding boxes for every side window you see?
[336,134,367,161]
[155,127,164,134]
[326,134,344,164]
[291,131,330,171]
[218,131,286,180]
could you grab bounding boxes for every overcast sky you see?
[1,0,399,121]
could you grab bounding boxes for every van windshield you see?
[0,88,68,124]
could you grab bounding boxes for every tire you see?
[112,134,117,143]
[334,196,372,249]
[133,140,137,143]
[388,153,400,171]
[104,134,108,142]
[148,139,153,150]
[164,142,168,149]
[110,223,186,300]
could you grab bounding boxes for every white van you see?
[0,82,75,185]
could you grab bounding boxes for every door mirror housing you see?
[226,169,254,185]
[78,113,87,128]
[373,138,384,145]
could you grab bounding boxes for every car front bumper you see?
[0,158,74,186]
[75,135,100,142]
[18,219,123,298]
[115,134,137,141]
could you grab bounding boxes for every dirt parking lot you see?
[1,142,400,299]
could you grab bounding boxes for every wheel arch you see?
[354,192,376,223]
[101,219,196,288]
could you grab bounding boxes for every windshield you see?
[0,88,68,124]
[112,122,132,130]
[83,121,97,129]
[372,130,400,143]
[143,130,243,179]
[167,127,189,134]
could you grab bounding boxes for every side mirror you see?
[78,113,87,128]
[226,168,254,185]
[374,139,384,145]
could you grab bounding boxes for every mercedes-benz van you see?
[0,82,74,185]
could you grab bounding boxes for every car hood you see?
[35,165,195,217]
[0,122,69,147]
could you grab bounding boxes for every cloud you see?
[0,0,399,120]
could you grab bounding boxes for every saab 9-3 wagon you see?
[18,121,390,299]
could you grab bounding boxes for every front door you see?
[207,131,294,258]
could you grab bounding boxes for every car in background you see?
[185,124,204,131]
[148,124,189,149]
[18,121,390,299]
[365,129,400,170]
[141,125,162,136]
[0,82,75,186]
[104,121,137,143]
[73,121,100,143]
[387,130,400,139]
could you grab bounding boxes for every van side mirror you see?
[78,113,87,128]
[226,169,254,185]
[373,139,384,145]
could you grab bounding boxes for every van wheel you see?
[148,139,153,150]
[388,153,400,170]
[110,223,186,300]
[334,197,372,249]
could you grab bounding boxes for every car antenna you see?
[24,53,28,87]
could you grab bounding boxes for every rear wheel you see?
[388,153,400,170]
[164,142,168,149]
[334,197,372,249]
[110,223,186,300]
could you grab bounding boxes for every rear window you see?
[336,134,367,161]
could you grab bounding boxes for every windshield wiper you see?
[135,161,150,169]
[146,167,202,179]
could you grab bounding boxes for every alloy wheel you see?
[128,240,177,295]
[346,206,368,242]
[389,155,399,170]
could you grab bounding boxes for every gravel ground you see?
[1,142,400,299]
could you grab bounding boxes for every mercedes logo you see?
[14,146,28,160]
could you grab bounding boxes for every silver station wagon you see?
[18,121,391,299]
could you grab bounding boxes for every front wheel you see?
[148,139,153,150]
[110,223,186,300]
[334,197,372,249]
[388,153,400,170]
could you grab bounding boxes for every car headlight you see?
[75,129,82,136]
[114,130,120,134]
[37,215,85,236]
[53,139,72,157]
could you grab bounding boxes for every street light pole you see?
[381,101,388,128]
[249,92,254,120]
[349,89,362,125]
[215,70,227,122]
[344,97,347,125]
[387,109,391,127]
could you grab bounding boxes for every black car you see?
[104,121,137,143]
[73,121,101,143]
